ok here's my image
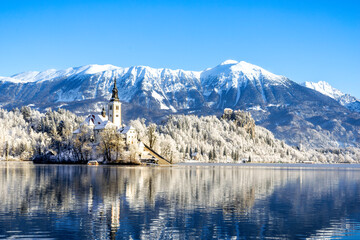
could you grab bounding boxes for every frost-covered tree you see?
[1,106,360,164]
[0,107,83,161]
[72,124,93,163]
[132,111,360,164]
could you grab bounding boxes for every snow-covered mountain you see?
[0,60,359,148]
[200,60,291,109]
[0,60,324,114]
[302,81,360,113]
[0,63,203,113]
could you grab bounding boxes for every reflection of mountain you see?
[1,163,360,239]
[252,170,360,239]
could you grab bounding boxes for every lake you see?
[1,162,360,239]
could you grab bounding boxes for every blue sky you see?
[0,0,359,97]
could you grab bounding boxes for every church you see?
[74,78,137,145]
[73,78,171,165]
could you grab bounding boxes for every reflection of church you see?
[74,78,137,144]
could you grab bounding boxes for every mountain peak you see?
[302,81,344,99]
[202,60,286,86]
[302,81,360,112]
[71,64,120,75]
[219,60,239,65]
[10,69,58,83]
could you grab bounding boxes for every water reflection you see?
[1,163,360,239]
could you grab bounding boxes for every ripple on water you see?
[1,162,360,239]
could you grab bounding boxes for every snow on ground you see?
[151,91,170,110]
[247,105,266,112]
[56,87,83,102]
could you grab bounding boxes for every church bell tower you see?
[108,78,122,127]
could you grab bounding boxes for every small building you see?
[118,126,137,145]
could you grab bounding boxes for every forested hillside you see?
[1,107,359,163]
[132,110,360,163]
[0,107,83,161]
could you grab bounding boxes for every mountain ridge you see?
[302,81,360,113]
[0,60,359,149]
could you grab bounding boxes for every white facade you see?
[119,126,138,145]
[73,78,137,145]
[108,101,122,128]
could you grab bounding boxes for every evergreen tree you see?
[212,148,216,161]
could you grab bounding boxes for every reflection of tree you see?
[1,163,360,239]
[0,163,286,238]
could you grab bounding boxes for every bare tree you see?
[97,127,125,163]
[146,123,158,149]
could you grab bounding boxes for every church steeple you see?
[110,78,119,102]
[108,77,122,127]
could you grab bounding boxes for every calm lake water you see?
[1,162,360,239]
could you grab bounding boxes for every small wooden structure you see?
[87,160,99,165]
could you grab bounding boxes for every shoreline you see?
[2,160,360,169]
